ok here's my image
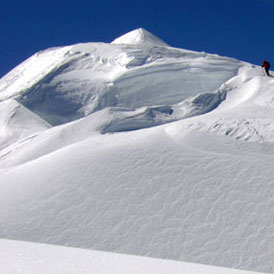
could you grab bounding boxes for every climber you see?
[262,60,271,76]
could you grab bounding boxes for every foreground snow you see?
[0,29,274,273]
[0,239,265,274]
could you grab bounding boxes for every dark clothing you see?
[262,60,271,76]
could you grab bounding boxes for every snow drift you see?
[0,28,274,273]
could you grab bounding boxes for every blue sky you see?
[0,0,273,77]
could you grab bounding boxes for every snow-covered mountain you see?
[0,28,274,273]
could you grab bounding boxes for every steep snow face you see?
[0,29,241,125]
[0,46,72,100]
[1,29,274,274]
[168,65,274,143]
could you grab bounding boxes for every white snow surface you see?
[0,239,265,274]
[0,28,240,125]
[0,29,274,273]
[111,28,170,47]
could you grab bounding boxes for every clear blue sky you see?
[0,0,273,78]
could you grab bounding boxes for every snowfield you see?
[0,28,274,273]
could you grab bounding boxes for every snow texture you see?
[0,29,274,273]
[0,239,265,274]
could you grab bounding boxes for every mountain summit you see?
[111,28,169,47]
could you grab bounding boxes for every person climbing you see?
[262,60,271,76]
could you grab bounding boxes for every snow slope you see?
[0,239,265,274]
[0,29,274,273]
